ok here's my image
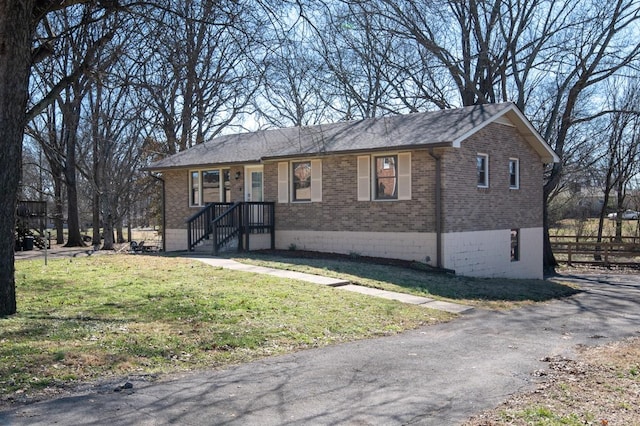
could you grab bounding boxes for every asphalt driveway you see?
[1,272,639,425]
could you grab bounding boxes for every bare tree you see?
[0,0,129,316]
[326,0,640,269]
[595,80,640,243]
[301,1,404,119]
[29,4,122,247]
[133,0,267,155]
[256,34,331,127]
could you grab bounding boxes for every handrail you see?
[188,201,276,253]
[211,203,243,255]
[187,202,233,251]
[243,202,275,251]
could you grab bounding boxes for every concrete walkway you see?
[187,256,473,315]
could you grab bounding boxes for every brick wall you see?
[163,169,192,230]
[265,151,437,233]
[440,123,544,233]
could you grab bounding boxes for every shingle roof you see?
[149,102,558,170]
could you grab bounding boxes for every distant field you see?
[551,218,640,238]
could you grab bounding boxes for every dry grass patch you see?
[465,337,640,425]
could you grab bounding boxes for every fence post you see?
[567,243,572,266]
[270,203,275,249]
[237,204,244,252]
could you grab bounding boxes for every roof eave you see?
[145,159,263,172]
[451,103,559,164]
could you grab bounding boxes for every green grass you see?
[230,253,580,309]
[500,406,588,425]
[1,255,450,398]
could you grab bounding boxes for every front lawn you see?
[1,255,450,402]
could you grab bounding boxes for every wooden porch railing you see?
[187,202,233,251]
[212,203,242,255]
[187,202,275,253]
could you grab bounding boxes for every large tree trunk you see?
[116,217,125,244]
[92,192,100,246]
[0,0,36,316]
[542,193,558,271]
[64,170,85,247]
[62,95,85,247]
[52,165,65,244]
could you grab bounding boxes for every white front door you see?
[245,166,263,202]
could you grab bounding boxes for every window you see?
[190,168,229,206]
[477,153,489,188]
[357,153,411,201]
[292,161,312,201]
[202,170,220,204]
[375,155,398,199]
[511,229,520,261]
[190,171,200,206]
[509,158,519,189]
[277,159,322,203]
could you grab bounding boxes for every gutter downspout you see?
[150,172,166,252]
[428,148,442,269]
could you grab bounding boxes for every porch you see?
[186,202,275,254]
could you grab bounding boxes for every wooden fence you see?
[550,235,640,266]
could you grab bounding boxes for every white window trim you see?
[373,154,399,201]
[291,160,312,203]
[188,168,228,207]
[278,159,322,203]
[477,153,489,188]
[360,152,411,202]
[509,158,520,189]
[189,170,200,207]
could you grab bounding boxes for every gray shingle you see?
[149,102,522,170]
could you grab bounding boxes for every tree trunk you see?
[542,194,558,271]
[0,0,36,316]
[102,212,114,250]
[92,192,100,246]
[64,172,85,247]
[101,185,114,250]
[62,94,85,247]
[52,166,65,244]
[116,217,124,244]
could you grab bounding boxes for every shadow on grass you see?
[231,252,581,303]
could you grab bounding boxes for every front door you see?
[245,166,263,202]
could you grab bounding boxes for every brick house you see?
[149,102,558,279]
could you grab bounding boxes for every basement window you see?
[511,229,520,262]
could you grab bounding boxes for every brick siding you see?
[265,151,437,233]
[163,123,543,235]
[440,123,543,232]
